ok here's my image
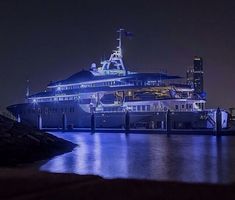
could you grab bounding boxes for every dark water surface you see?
[40,132,235,183]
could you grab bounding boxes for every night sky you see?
[0,0,235,110]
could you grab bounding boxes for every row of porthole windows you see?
[80,81,119,88]
[175,104,193,110]
[56,79,163,91]
[31,96,78,103]
[22,107,76,115]
[103,107,123,112]
[132,105,151,112]
[54,79,166,91]
[58,81,127,91]
[45,107,75,113]
[195,103,204,109]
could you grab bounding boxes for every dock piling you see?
[161,121,164,130]
[17,114,21,123]
[125,110,130,132]
[91,112,95,133]
[166,110,171,134]
[62,113,67,131]
[37,114,42,130]
[216,107,222,135]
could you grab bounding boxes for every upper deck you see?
[25,29,202,104]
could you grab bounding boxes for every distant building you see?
[186,67,194,88]
[229,108,235,121]
[193,57,204,94]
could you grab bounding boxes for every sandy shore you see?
[0,168,234,200]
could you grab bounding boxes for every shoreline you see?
[0,168,235,200]
[43,128,235,136]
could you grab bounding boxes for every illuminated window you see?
[133,106,136,111]
[146,105,150,111]
[142,105,146,111]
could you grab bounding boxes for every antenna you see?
[117,28,124,57]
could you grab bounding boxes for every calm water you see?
[40,132,235,183]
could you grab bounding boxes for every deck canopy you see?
[47,70,182,87]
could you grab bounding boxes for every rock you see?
[0,115,77,166]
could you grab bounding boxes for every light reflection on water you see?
[40,132,235,183]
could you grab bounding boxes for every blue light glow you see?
[40,132,235,183]
[56,86,61,91]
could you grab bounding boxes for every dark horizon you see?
[0,0,235,110]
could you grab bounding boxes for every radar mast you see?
[98,29,126,75]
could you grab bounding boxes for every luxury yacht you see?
[7,29,228,130]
